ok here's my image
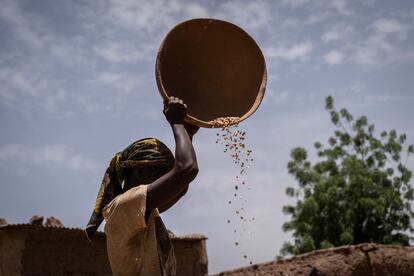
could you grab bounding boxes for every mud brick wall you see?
[172,236,208,276]
[0,225,111,276]
[217,243,414,276]
[0,225,208,276]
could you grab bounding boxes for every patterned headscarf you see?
[85,138,174,240]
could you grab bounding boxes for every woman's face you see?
[123,162,174,191]
[130,165,173,185]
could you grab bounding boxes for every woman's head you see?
[86,138,174,239]
[125,163,173,187]
[114,138,174,174]
[115,138,175,187]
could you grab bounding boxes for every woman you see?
[86,97,199,276]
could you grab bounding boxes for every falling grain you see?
[212,116,256,265]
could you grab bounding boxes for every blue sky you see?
[1,0,414,273]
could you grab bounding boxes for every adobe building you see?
[0,222,208,276]
[3,218,414,276]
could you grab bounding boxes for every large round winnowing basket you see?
[156,18,267,128]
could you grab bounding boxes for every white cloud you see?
[352,47,377,66]
[103,0,209,32]
[0,0,96,115]
[323,50,344,65]
[214,1,274,31]
[92,71,147,96]
[329,80,365,98]
[267,90,289,104]
[0,0,49,49]
[281,11,333,29]
[107,0,166,31]
[182,2,209,18]
[371,18,408,35]
[281,0,351,15]
[43,89,68,113]
[281,0,311,8]
[1,69,41,100]
[95,72,121,84]
[364,94,414,103]
[330,0,351,15]
[321,23,354,43]
[265,42,313,61]
[93,42,156,63]
[329,80,414,105]
[352,18,411,67]
[0,144,101,173]
[0,65,71,113]
[325,80,413,107]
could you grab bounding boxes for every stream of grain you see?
[210,117,255,265]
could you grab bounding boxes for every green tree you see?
[280,96,414,257]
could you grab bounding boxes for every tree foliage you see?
[280,96,414,257]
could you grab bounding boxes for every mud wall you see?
[0,225,207,276]
[173,237,208,276]
[0,225,111,276]
[217,243,414,276]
